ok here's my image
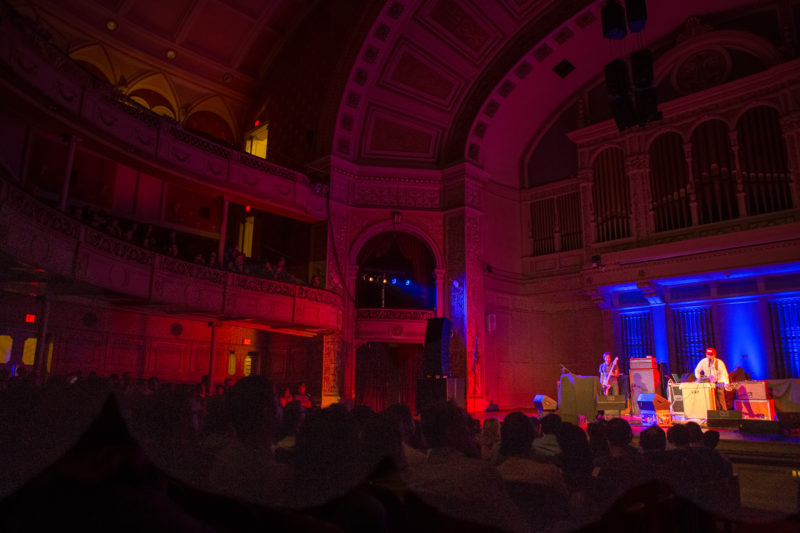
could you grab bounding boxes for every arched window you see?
[592,148,630,242]
[736,106,792,215]
[649,133,691,232]
[690,120,737,224]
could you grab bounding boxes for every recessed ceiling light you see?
[166,49,177,60]
[105,20,117,31]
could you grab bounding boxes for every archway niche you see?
[355,231,436,310]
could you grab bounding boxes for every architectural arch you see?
[126,72,180,120]
[70,43,116,85]
[185,95,240,144]
[349,221,443,271]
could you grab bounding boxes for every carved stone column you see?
[443,163,487,412]
[434,268,446,317]
[321,203,352,407]
[626,154,651,239]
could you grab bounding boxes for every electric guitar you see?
[602,357,619,395]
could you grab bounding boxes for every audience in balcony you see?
[62,203,319,287]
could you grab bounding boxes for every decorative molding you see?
[357,308,435,320]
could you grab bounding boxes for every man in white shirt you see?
[694,347,730,409]
[694,347,729,385]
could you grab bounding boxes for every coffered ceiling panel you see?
[124,0,194,40]
[362,105,443,162]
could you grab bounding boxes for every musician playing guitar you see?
[599,352,619,396]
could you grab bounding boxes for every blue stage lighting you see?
[391,278,397,285]
[405,279,411,286]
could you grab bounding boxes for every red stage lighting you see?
[245,205,251,212]
[254,120,260,127]
[243,338,251,345]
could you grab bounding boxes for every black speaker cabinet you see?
[597,394,627,411]
[423,317,451,377]
[706,410,741,429]
[637,393,669,412]
[740,419,783,435]
[416,377,446,413]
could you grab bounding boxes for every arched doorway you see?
[353,230,437,411]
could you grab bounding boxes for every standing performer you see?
[694,347,730,409]
[599,352,619,396]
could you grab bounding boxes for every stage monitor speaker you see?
[416,377,446,414]
[740,419,782,435]
[597,394,627,411]
[637,393,669,412]
[534,394,557,412]
[423,317,451,376]
[706,410,741,429]
[777,411,800,430]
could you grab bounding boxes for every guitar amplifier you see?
[735,381,769,401]
[630,356,657,369]
[734,399,775,420]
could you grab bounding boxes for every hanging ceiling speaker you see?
[626,0,647,33]
[602,0,627,40]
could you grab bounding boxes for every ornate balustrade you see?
[0,174,342,333]
[0,5,327,221]
[355,308,435,343]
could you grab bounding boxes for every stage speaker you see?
[605,58,630,95]
[630,49,654,88]
[740,419,782,435]
[601,0,627,40]
[423,317,451,376]
[534,394,557,412]
[597,394,627,411]
[416,377,446,413]
[637,393,669,412]
[706,410,741,429]
[626,0,647,33]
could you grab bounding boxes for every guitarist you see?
[599,352,619,396]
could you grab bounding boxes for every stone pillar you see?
[443,163,487,412]
[626,153,651,239]
[434,268,446,317]
[58,135,79,211]
[321,200,353,407]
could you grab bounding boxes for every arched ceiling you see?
[331,0,764,186]
[8,0,777,187]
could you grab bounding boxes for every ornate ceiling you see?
[7,0,778,186]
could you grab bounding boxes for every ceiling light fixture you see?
[105,20,117,31]
[166,49,177,60]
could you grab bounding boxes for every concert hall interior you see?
[1,0,800,530]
